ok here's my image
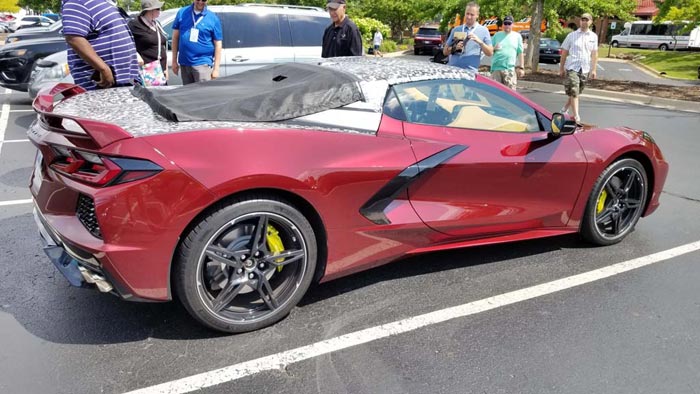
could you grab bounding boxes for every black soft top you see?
[132,62,364,122]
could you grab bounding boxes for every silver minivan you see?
[29,4,330,97]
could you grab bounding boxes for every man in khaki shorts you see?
[490,15,524,90]
[559,12,598,123]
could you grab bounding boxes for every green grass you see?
[600,46,700,80]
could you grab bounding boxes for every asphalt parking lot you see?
[1,78,700,394]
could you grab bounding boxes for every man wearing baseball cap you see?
[322,0,363,58]
[490,15,524,90]
[559,12,598,124]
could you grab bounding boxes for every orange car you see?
[482,17,500,35]
[512,17,546,33]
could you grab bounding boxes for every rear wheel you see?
[174,196,317,333]
[581,159,648,245]
[414,47,420,55]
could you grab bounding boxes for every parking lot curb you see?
[519,80,700,114]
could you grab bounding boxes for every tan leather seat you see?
[448,106,529,132]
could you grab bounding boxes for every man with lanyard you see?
[559,12,598,124]
[62,0,140,90]
[171,0,223,85]
[321,0,362,58]
[443,2,493,72]
[490,15,525,90]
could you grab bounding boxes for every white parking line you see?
[125,240,700,394]
[1,139,30,143]
[0,199,32,207]
[0,101,9,157]
[9,109,35,113]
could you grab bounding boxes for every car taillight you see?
[558,49,562,54]
[48,144,162,186]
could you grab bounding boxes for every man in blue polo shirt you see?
[62,0,140,90]
[171,0,223,84]
[442,2,493,72]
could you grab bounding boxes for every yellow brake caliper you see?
[596,190,608,214]
[266,225,285,272]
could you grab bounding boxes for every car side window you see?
[288,15,328,47]
[392,79,541,132]
[220,13,282,48]
[383,89,407,121]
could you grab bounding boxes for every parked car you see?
[539,38,561,63]
[512,17,546,34]
[29,4,330,94]
[28,50,71,99]
[8,15,55,31]
[5,20,63,44]
[29,57,668,334]
[414,25,443,55]
[0,37,67,92]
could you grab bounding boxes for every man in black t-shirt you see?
[321,0,362,58]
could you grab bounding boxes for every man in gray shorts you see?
[171,0,223,84]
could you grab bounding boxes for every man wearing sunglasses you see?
[559,12,598,124]
[171,0,223,84]
[490,15,524,90]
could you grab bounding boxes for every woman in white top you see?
[373,29,383,57]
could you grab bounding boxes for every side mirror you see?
[550,112,577,137]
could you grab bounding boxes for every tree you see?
[0,0,20,13]
[655,0,700,28]
[353,0,443,40]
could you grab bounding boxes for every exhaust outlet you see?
[78,266,114,293]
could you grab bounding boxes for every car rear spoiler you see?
[32,83,133,149]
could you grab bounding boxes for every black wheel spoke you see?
[623,172,637,193]
[212,277,245,312]
[250,215,269,256]
[612,212,622,234]
[263,249,305,267]
[623,198,642,210]
[605,180,619,197]
[257,274,279,310]
[206,245,247,269]
[596,207,614,225]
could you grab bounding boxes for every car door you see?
[390,79,588,237]
[219,11,293,76]
[285,14,329,63]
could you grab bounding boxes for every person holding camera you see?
[490,15,524,90]
[442,2,493,72]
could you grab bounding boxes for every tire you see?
[414,48,420,55]
[611,41,619,48]
[174,196,317,333]
[581,159,648,246]
[659,44,668,51]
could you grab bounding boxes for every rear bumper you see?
[32,203,162,301]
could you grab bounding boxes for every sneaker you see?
[574,115,582,124]
[560,106,570,115]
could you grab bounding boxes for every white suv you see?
[28,4,330,96]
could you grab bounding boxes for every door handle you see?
[231,57,249,62]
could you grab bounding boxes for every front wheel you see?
[659,44,668,51]
[581,159,648,245]
[174,196,317,333]
[611,41,619,48]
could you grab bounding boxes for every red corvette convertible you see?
[28,58,668,333]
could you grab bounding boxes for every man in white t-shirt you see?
[373,29,383,57]
[559,12,598,124]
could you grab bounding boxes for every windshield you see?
[417,28,440,37]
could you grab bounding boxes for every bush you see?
[544,27,572,44]
[380,40,397,53]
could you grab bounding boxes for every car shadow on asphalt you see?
[3,209,591,344]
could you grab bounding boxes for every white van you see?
[611,21,691,51]
[28,4,331,96]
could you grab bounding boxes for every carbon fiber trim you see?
[360,145,468,225]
